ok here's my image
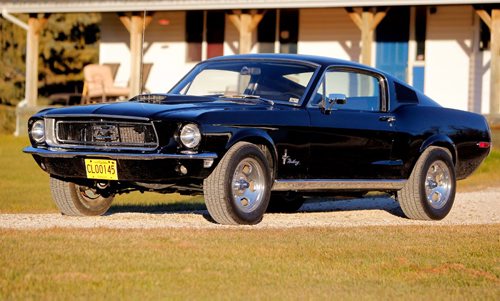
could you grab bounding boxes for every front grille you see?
[54,120,158,149]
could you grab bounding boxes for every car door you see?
[306,67,400,179]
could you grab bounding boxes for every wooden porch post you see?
[229,10,264,54]
[3,11,48,136]
[26,14,47,107]
[476,7,500,115]
[119,13,152,98]
[346,7,387,66]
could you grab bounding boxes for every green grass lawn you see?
[1,226,499,300]
[1,135,499,300]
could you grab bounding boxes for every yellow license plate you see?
[84,159,118,180]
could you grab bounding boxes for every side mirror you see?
[328,93,347,105]
[321,93,347,115]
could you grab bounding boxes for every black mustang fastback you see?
[25,54,491,225]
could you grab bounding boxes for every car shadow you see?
[106,194,405,219]
[299,195,405,218]
[107,202,217,222]
[107,203,207,215]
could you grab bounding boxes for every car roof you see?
[207,53,385,75]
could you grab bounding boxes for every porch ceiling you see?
[0,0,497,13]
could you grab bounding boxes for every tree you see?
[39,13,101,95]
[0,15,28,105]
[0,13,101,106]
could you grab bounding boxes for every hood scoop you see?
[130,94,168,104]
[129,93,218,105]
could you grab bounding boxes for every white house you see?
[95,3,497,115]
[1,0,499,122]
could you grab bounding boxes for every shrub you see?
[0,104,16,134]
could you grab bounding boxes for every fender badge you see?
[282,149,300,166]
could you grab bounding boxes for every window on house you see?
[415,6,427,61]
[280,9,299,54]
[186,11,203,62]
[257,10,276,53]
[206,11,225,59]
[257,9,299,54]
[186,10,225,62]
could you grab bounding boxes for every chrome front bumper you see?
[23,146,218,161]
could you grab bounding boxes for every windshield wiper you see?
[219,94,274,106]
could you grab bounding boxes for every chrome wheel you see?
[77,185,113,211]
[398,147,456,220]
[425,160,451,210]
[231,158,266,213]
[50,177,114,216]
[204,142,271,225]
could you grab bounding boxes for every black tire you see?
[397,147,456,220]
[203,142,272,225]
[267,192,305,213]
[50,177,114,216]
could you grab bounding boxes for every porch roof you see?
[0,0,497,13]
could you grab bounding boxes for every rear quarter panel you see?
[392,105,490,180]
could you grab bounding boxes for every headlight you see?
[179,123,201,149]
[30,120,45,143]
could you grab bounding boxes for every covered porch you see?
[0,0,499,135]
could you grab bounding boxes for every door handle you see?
[379,116,396,123]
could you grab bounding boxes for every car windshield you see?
[169,60,318,105]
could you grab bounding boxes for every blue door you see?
[376,7,410,82]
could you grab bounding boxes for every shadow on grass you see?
[106,194,406,219]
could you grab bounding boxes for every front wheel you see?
[203,142,272,225]
[50,177,114,216]
[397,147,456,220]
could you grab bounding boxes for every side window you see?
[313,70,381,112]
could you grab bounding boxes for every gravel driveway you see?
[1,189,498,230]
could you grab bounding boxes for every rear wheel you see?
[397,147,456,220]
[50,177,114,216]
[204,142,271,225]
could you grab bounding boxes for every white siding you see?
[100,12,194,93]
[142,11,194,92]
[99,13,130,88]
[298,8,360,62]
[425,5,475,111]
[481,50,491,114]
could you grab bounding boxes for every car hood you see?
[39,95,278,120]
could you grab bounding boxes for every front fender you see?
[226,128,278,164]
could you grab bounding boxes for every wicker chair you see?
[81,64,130,104]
